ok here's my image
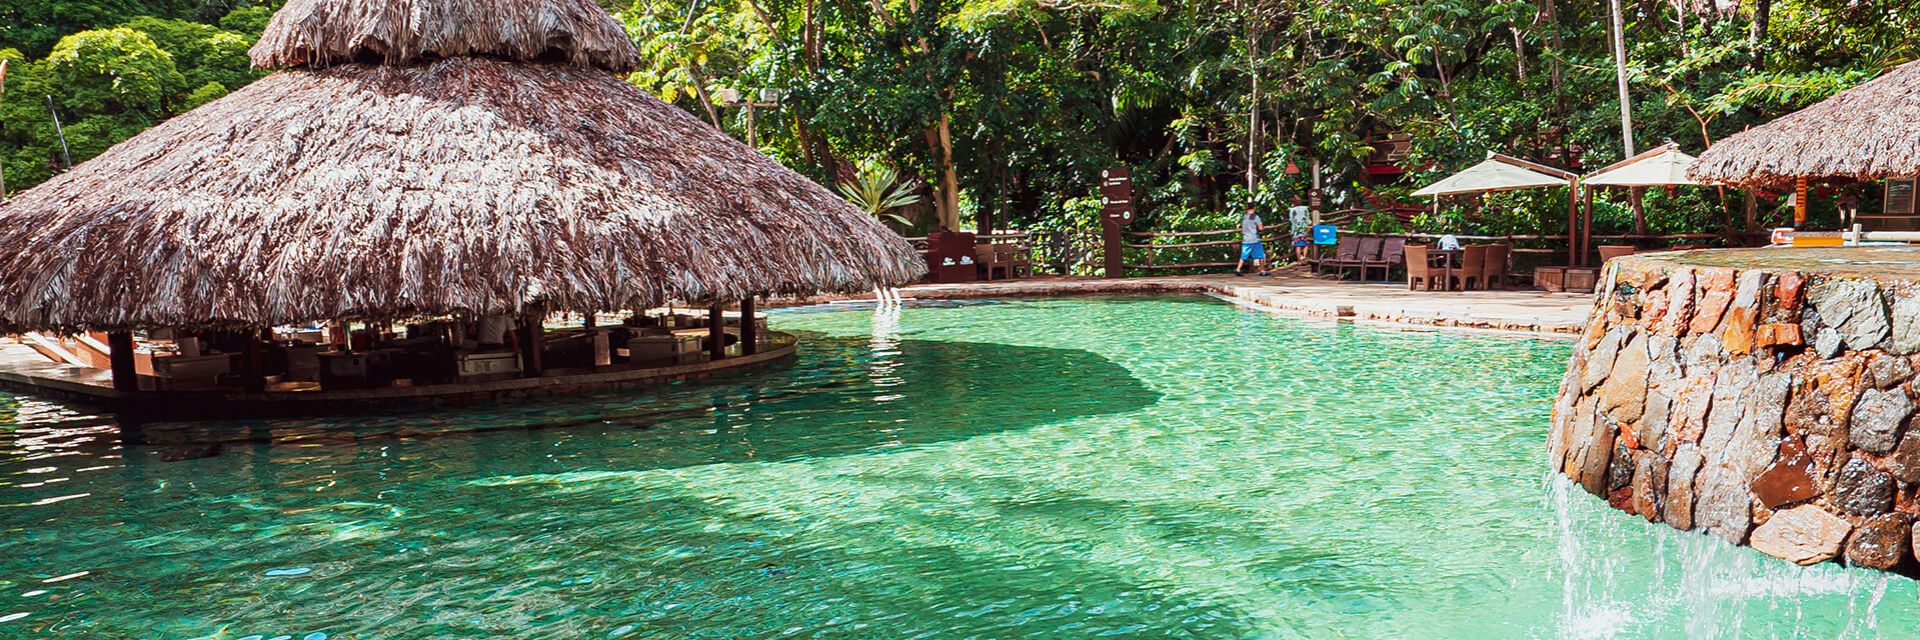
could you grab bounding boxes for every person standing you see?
[1235,207,1270,276]
[1288,197,1314,262]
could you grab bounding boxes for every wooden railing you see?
[899,221,1770,279]
[902,230,1103,276]
[1122,228,1771,274]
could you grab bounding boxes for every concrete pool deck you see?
[801,269,1597,336]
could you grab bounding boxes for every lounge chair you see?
[1363,237,1407,281]
[1333,237,1383,280]
[1315,237,1363,277]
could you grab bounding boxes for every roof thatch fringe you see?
[1690,60,1920,187]
[251,0,640,73]
[0,58,922,331]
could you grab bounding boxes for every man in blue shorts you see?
[1235,207,1270,276]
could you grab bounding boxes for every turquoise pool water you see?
[0,295,1912,638]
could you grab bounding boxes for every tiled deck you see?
[812,269,1596,336]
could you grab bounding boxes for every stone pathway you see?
[799,268,1597,336]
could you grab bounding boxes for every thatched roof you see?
[1691,59,1920,186]
[0,0,922,332]
[251,0,641,73]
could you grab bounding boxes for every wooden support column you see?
[519,314,545,377]
[740,295,758,355]
[1794,177,1809,227]
[709,303,726,361]
[243,330,265,393]
[1582,188,1597,267]
[107,331,138,392]
[1566,180,1581,266]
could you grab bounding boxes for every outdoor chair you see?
[1405,244,1441,291]
[1598,245,1636,264]
[1451,245,1489,290]
[975,243,1004,280]
[1006,243,1034,278]
[1315,237,1363,278]
[1479,244,1511,290]
[1340,237,1383,280]
[1363,237,1407,281]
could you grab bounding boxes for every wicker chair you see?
[1479,244,1511,290]
[1405,244,1442,291]
[1451,245,1489,290]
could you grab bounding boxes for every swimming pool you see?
[0,296,1909,638]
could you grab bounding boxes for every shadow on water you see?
[4,333,1161,471]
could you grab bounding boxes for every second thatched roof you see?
[1691,59,1920,186]
[0,0,923,331]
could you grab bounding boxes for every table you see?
[1425,249,1463,291]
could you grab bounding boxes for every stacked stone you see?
[1549,257,1920,574]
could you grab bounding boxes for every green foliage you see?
[46,28,185,115]
[4,0,1915,243]
[182,80,228,108]
[1,4,264,195]
[836,159,924,227]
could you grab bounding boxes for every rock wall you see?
[1551,253,1920,574]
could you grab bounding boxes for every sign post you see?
[1100,167,1133,279]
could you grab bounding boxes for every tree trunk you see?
[1749,0,1772,66]
[1541,0,1565,115]
[926,115,962,231]
[1609,0,1635,156]
[684,61,723,127]
[1247,14,1261,191]
[1630,187,1648,235]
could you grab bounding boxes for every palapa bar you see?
[0,0,923,415]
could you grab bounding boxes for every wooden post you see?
[1099,167,1132,278]
[242,331,265,393]
[107,331,138,392]
[1566,179,1581,266]
[519,315,544,377]
[1794,178,1809,226]
[1582,188,1597,266]
[708,303,726,360]
[740,295,758,355]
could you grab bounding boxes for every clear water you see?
[0,295,1910,639]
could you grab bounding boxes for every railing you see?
[901,222,1771,280]
[902,230,1102,276]
[1122,227,1772,275]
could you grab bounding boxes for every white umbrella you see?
[1413,153,1572,196]
[1584,143,1699,187]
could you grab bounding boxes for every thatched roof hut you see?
[0,0,922,332]
[1691,60,1920,186]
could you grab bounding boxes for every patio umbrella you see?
[1412,152,1584,265]
[1412,153,1571,196]
[1584,143,1698,187]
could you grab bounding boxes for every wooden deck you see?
[0,333,799,418]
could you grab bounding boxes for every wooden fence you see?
[903,219,1770,278]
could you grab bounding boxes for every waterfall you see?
[1548,474,1903,639]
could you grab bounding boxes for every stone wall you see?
[1550,251,1920,575]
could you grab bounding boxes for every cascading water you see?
[1551,473,1902,639]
